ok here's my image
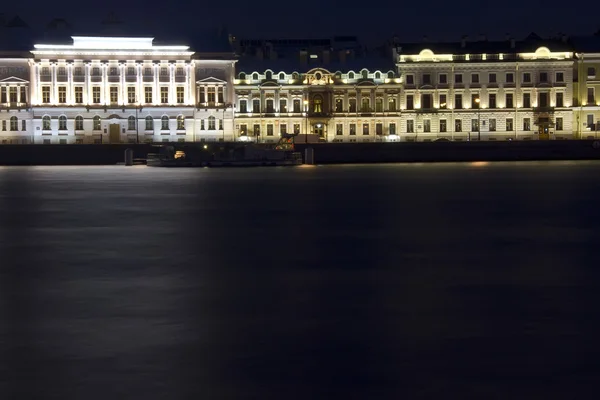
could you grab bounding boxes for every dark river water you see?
[1,162,600,399]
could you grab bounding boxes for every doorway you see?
[109,124,121,143]
[313,122,325,138]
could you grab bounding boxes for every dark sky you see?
[4,0,600,45]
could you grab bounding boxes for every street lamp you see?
[475,97,481,141]
[303,99,309,144]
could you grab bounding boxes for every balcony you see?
[39,75,52,82]
[533,106,555,113]
[143,75,153,82]
[73,75,85,82]
[56,75,68,82]
[159,75,170,82]
[415,107,438,114]
[107,75,120,83]
[90,75,102,82]
[175,75,186,83]
[126,75,137,82]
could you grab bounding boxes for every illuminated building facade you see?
[573,35,600,139]
[0,57,31,143]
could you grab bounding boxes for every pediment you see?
[0,76,29,83]
[260,81,280,87]
[196,77,226,84]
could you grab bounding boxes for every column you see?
[137,63,142,104]
[102,63,108,106]
[85,63,90,105]
[51,63,57,104]
[153,64,159,106]
[120,63,126,106]
[169,63,175,105]
[67,63,73,104]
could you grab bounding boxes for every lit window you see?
[93,116,101,131]
[177,115,185,130]
[75,116,83,130]
[161,116,169,130]
[58,87,66,103]
[177,87,184,104]
[128,116,136,131]
[208,116,216,130]
[161,87,169,104]
[42,116,51,130]
[59,116,67,131]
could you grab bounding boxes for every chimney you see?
[461,35,468,48]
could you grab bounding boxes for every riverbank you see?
[1,140,600,165]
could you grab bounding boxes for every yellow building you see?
[573,36,600,139]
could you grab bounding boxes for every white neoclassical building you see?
[0,57,32,143]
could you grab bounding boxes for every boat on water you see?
[146,135,303,167]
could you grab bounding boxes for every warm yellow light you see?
[582,101,587,106]
[302,79,307,84]
[288,79,294,84]
[342,78,348,84]
[475,98,480,103]
[233,79,240,84]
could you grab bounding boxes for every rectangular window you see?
[376,123,383,135]
[439,74,447,84]
[253,124,260,136]
[471,73,479,83]
[440,119,447,132]
[454,94,462,109]
[293,124,300,134]
[207,87,216,104]
[75,87,83,104]
[218,87,224,103]
[109,67,118,76]
[506,93,514,108]
[540,72,548,82]
[375,98,383,112]
[280,124,287,135]
[160,67,168,76]
[588,88,595,104]
[489,94,496,108]
[556,117,563,131]
[454,74,462,84]
[489,119,496,131]
[22,119,26,131]
[506,118,513,131]
[145,87,152,103]
[128,87,136,103]
[127,67,135,75]
[252,99,260,113]
[422,74,431,85]
[160,87,169,104]
[421,94,433,109]
[176,67,184,76]
[41,66,50,76]
[556,92,564,107]
[362,123,369,135]
[93,87,101,104]
[523,93,531,108]
[389,123,396,135]
[588,67,596,77]
[472,119,479,132]
[1,120,5,131]
[523,73,531,83]
[471,94,480,108]
[407,120,414,133]
[92,67,100,76]
[199,89,205,104]
[1,87,6,103]
[539,92,549,108]
[293,99,301,113]
[406,74,414,84]
[240,124,247,135]
[336,124,343,135]
[280,99,287,113]
[439,94,447,109]
[8,87,17,103]
[239,100,247,113]
[335,98,343,112]
[489,73,497,83]
[144,67,152,76]
[406,95,414,110]
[76,117,83,130]
[267,124,273,136]
[176,87,184,104]
[20,86,27,103]
[423,119,431,133]
[266,99,274,113]
[506,73,514,83]
[58,87,66,103]
[349,123,356,135]
[388,98,396,111]
[58,66,66,76]
[110,86,118,103]
[42,86,51,103]
[74,67,83,76]
[219,119,223,130]
[556,72,564,82]
[587,114,594,127]
[349,98,356,112]
[523,118,531,131]
[455,119,462,132]
[200,119,205,130]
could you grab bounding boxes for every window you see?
[540,72,548,83]
[208,116,216,130]
[588,67,596,77]
[389,123,396,135]
[523,73,531,83]
[42,116,51,130]
[58,87,67,103]
[471,119,479,132]
[360,97,369,112]
[1,120,5,131]
[471,94,480,108]
[253,124,260,136]
[74,67,83,76]
[75,116,83,130]
[455,119,462,132]
[293,124,300,134]
[207,87,216,104]
[335,98,343,112]
[375,98,383,112]
[361,70,368,79]
[176,67,184,76]
[266,99,274,113]
[110,86,118,103]
[161,116,169,130]
[21,119,26,131]
[145,87,152,103]
[454,94,462,109]
[523,118,531,131]
[407,120,414,133]
[1,87,6,103]
[556,117,563,131]
[439,94,447,109]
[145,116,153,130]
[349,123,356,135]
[280,99,287,113]
[349,98,357,112]
[523,93,531,108]
[506,93,514,108]
[10,116,18,131]
[160,67,168,76]
[239,99,247,113]
[219,119,223,130]
[93,87,101,104]
[587,114,594,128]
[471,73,479,83]
[177,115,185,130]
[489,73,497,83]
[406,95,414,110]
[266,124,273,136]
[293,99,300,113]
[388,98,396,111]
[556,92,564,107]
[58,116,67,131]
[439,74,447,84]
[539,92,549,108]
[265,71,272,80]
[128,87,136,103]
[58,67,66,76]
[20,86,27,103]
[506,73,514,83]
[218,87,224,103]
[376,123,383,135]
[239,124,247,135]
[348,72,355,80]
[75,87,83,104]
[93,116,101,130]
[279,72,285,80]
[127,67,135,75]
[336,124,343,135]
[252,99,260,113]
[421,94,432,109]
[375,72,381,80]
[161,87,169,104]
[8,87,16,103]
[109,67,118,76]
[556,72,564,82]
[440,120,447,132]
[454,74,462,84]
[41,66,50,76]
[489,93,496,109]
[422,74,431,85]
[199,89,205,104]
[128,116,136,131]
[362,123,369,135]
[280,124,287,135]
[506,118,513,131]
[42,86,50,103]
[423,119,431,133]
[406,74,414,85]
[489,119,496,131]
[587,88,595,104]
[200,119,205,130]
[92,67,100,76]
[387,71,394,79]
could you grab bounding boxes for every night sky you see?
[3,0,600,45]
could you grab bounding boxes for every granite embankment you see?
[1,140,600,165]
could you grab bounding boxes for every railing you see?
[533,106,555,113]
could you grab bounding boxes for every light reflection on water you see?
[1,162,600,399]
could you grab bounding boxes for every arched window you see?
[348,72,355,79]
[252,72,259,80]
[239,72,246,80]
[75,116,84,131]
[161,116,169,130]
[145,116,153,131]
[313,95,323,113]
[208,116,216,130]
[292,72,299,80]
[279,72,285,80]
[10,116,18,131]
[387,71,394,79]
[42,115,51,130]
[59,116,67,131]
[375,72,381,79]
[265,71,272,80]
[361,70,368,79]
[177,115,185,130]
[361,97,370,112]
[93,116,101,131]
[128,116,136,131]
